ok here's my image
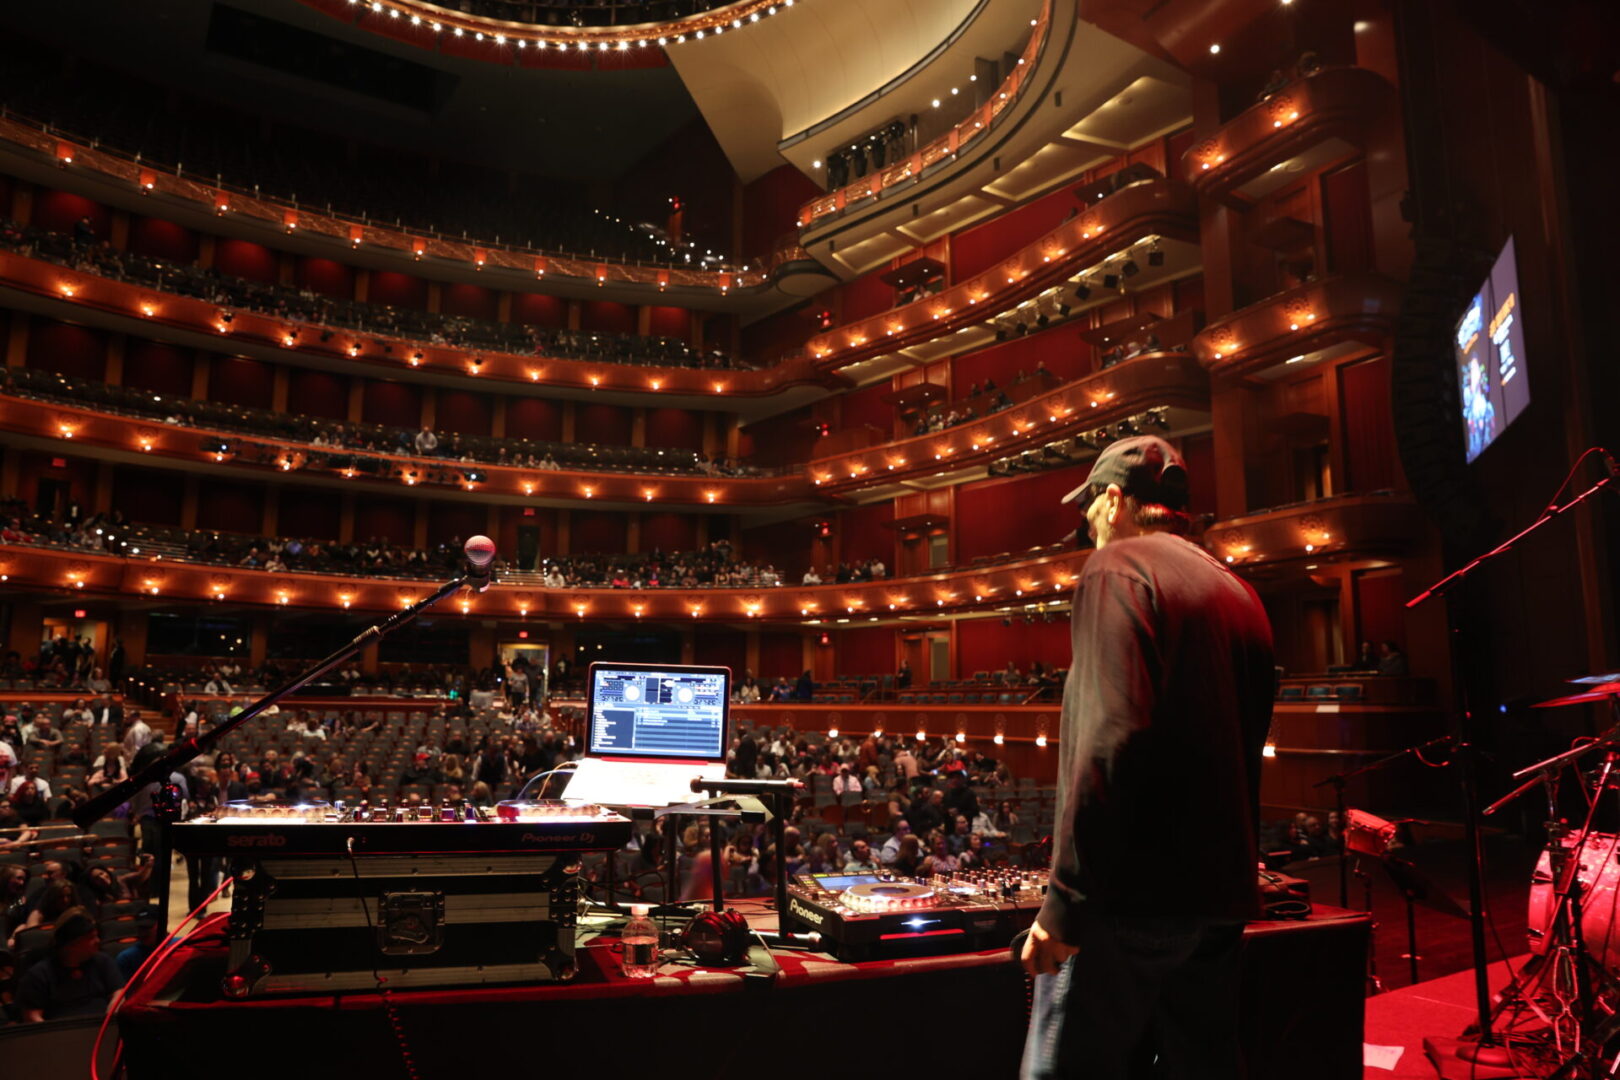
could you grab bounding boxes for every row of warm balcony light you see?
[0,492,1419,618]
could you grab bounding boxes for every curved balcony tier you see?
[0,393,817,509]
[805,177,1197,370]
[0,251,834,402]
[1190,273,1404,378]
[302,0,791,51]
[1181,67,1396,207]
[1203,492,1422,571]
[0,542,1088,622]
[0,114,759,299]
[797,0,1052,231]
[808,352,1209,496]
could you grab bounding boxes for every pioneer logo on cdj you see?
[226,834,288,848]
[788,898,826,927]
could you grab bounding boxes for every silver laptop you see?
[562,662,732,809]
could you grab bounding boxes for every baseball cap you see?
[1060,435,1189,509]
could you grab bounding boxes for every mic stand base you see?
[1423,1036,1525,1080]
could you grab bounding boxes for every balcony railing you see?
[797,0,1053,230]
[0,250,832,398]
[804,176,1196,368]
[1190,273,1404,377]
[0,539,1088,621]
[1203,491,1422,569]
[0,391,814,508]
[807,351,1208,493]
[1180,67,1396,205]
[0,113,762,293]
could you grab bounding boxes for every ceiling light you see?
[1209,43,1221,54]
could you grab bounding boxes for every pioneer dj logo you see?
[788,898,825,927]
[226,834,287,848]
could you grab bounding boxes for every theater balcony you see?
[788,1,1195,277]
[1189,273,1404,380]
[1203,491,1423,573]
[1181,67,1397,208]
[0,392,819,510]
[0,250,837,402]
[807,351,1208,497]
[303,0,795,49]
[0,540,1087,622]
[0,115,766,307]
[804,176,1198,376]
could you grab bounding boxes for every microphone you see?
[1010,928,1031,964]
[463,535,497,593]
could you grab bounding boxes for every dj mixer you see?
[784,868,1047,960]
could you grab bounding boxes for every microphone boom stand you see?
[1409,467,1616,1075]
[72,561,493,931]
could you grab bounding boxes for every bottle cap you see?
[631,904,650,917]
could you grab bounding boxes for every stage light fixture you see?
[1073,281,1092,301]
[1121,257,1140,278]
[1102,272,1120,289]
[1147,244,1165,267]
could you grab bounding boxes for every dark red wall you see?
[425,503,485,546]
[442,283,499,322]
[287,369,348,421]
[123,341,193,396]
[640,512,698,553]
[26,321,105,379]
[32,190,109,239]
[693,628,747,675]
[739,518,813,577]
[580,300,637,335]
[758,630,805,681]
[435,389,492,436]
[370,271,429,311]
[838,501,894,566]
[195,479,265,533]
[571,510,628,554]
[839,383,895,438]
[952,183,1076,281]
[296,258,354,299]
[954,324,1087,386]
[214,239,277,283]
[1339,355,1399,492]
[354,496,414,546]
[110,467,182,526]
[127,217,199,263]
[833,626,895,676]
[513,292,567,328]
[646,306,692,340]
[362,380,422,430]
[210,356,275,409]
[278,488,341,540]
[741,164,821,263]
[955,617,1071,678]
[954,470,1080,562]
[507,397,563,441]
[577,403,631,446]
[645,408,704,450]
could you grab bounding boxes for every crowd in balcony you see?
[0,220,751,373]
[0,496,805,591]
[0,367,763,481]
[443,0,735,26]
[538,541,785,588]
[909,368,1042,436]
[0,43,749,270]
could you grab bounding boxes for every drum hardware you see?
[1472,686,1620,1078]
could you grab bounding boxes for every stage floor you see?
[1364,958,1522,1079]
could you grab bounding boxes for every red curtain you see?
[1339,355,1399,492]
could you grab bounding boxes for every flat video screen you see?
[586,663,729,762]
[1456,236,1530,463]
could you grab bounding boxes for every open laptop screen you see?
[585,662,731,762]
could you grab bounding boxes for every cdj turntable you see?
[784,869,1046,961]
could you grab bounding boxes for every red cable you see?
[90,874,235,1080]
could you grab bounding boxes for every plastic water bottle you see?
[621,904,660,978]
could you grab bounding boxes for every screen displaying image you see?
[1456,236,1530,463]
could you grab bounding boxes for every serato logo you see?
[226,834,287,848]
[788,898,825,927]
[522,831,591,845]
